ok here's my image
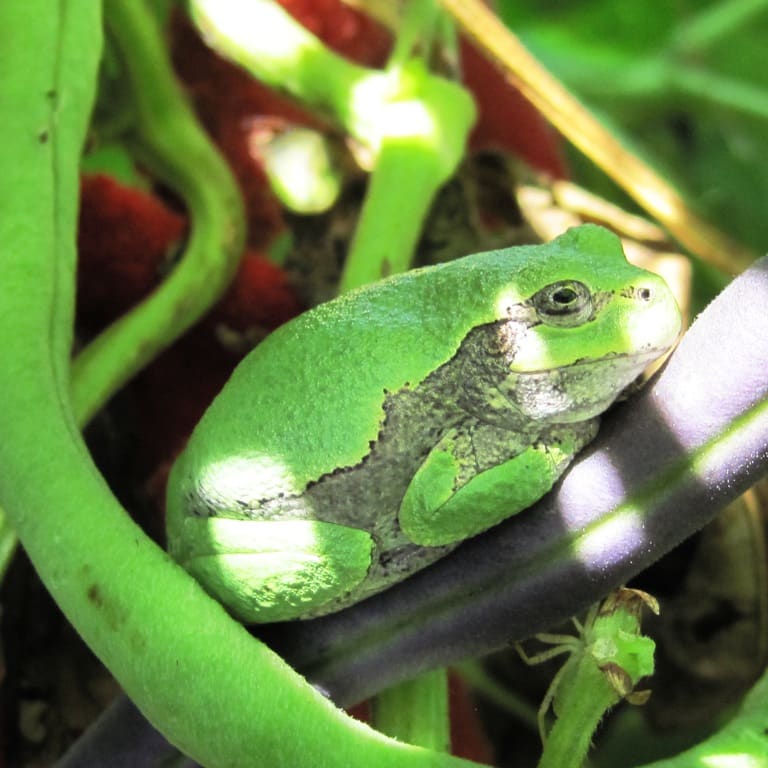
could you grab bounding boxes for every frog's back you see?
[178,250,521,492]
[172,225,634,497]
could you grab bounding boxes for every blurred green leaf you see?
[495,0,768,252]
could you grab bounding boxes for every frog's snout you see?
[627,274,682,353]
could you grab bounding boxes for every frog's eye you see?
[532,280,593,327]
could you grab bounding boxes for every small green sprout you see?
[518,588,658,768]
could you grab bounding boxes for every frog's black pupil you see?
[638,287,652,301]
[552,288,577,305]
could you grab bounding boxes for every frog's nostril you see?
[638,287,653,301]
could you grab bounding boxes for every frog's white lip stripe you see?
[514,347,670,376]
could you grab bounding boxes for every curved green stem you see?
[188,0,475,293]
[0,3,490,767]
[71,0,245,426]
[189,0,374,137]
[340,60,474,291]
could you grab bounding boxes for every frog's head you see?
[481,225,682,424]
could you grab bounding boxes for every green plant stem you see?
[535,593,656,768]
[71,0,245,426]
[342,4,474,292]
[338,52,475,290]
[188,0,475,293]
[189,0,374,139]
[536,658,616,768]
[374,668,452,752]
[0,3,487,767]
[340,129,443,289]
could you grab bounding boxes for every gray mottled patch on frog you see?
[303,318,602,612]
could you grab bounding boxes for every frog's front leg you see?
[398,420,598,546]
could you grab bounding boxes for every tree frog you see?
[166,225,681,623]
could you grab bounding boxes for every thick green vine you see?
[71,0,246,426]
